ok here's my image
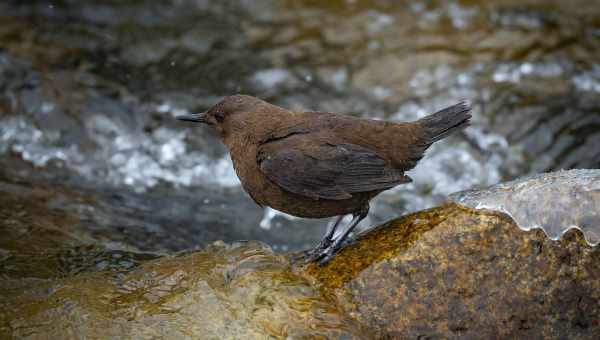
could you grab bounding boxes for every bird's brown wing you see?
[257,134,411,200]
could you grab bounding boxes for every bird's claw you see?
[317,249,335,266]
[292,243,340,266]
[292,238,332,264]
[292,209,367,266]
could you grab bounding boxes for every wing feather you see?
[257,134,410,200]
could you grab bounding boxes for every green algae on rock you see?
[300,204,600,339]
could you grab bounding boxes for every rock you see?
[304,204,600,339]
[2,241,368,339]
[0,177,367,339]
[1,172,599,339]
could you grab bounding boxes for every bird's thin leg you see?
[321,215,345,247]
[318,204,369,266]
[295,215,344,263]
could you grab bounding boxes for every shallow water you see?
[0,0,598,252]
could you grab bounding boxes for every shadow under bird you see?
[178,95,471,265]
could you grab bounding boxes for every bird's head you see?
[177,95,274,139]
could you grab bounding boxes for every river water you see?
[0,0,598,252]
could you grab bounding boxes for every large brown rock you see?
[304,204,600,339]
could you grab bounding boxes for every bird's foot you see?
[292,237,333,264]
[293,207,368,266]
[313,241,345,266]
[293,240,346,266]
[317,248,335,266]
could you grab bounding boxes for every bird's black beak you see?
[176,112,211,124]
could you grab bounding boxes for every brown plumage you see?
[177,95,471,264]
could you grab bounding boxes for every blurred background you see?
[0,0,598,254]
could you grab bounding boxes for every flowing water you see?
[0,0,599,252]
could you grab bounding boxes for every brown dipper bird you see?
[177,95,471,265]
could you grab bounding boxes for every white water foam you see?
[0,114,240,191]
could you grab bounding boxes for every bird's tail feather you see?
[418,101,471,143]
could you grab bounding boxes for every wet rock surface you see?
[2,172,598,339]
[306,204,600,339]
[0,176,369,339]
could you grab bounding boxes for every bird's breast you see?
[228,143,270,205]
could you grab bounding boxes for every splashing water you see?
[0,115,240,191]
[450,169,600,246]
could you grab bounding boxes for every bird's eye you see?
[214,111,226,122]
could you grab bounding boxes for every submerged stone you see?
[3,242,367,339]
[0,178,367,339]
